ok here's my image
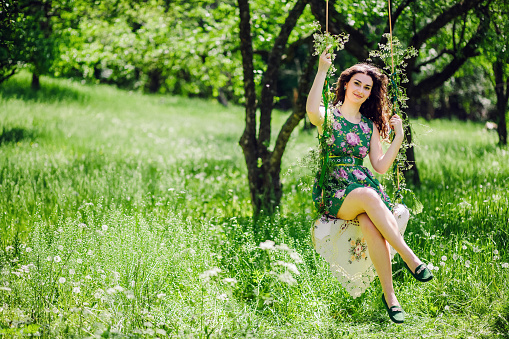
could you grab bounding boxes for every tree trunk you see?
[31,72,40,90]
[404,98,421,186]
[493,60,508,146]
[237,0,309,216]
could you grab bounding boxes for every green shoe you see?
[382,294,405,324]
[404,262,434,282]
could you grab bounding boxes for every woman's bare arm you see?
[306,48,332,135]
[368,115,404,174]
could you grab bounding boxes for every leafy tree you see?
[0,0,19,83]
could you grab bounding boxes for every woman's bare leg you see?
[358,213,399,307]
[337,187,422,272]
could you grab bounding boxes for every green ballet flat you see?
[404,262,434,282]
[382,293,405,324]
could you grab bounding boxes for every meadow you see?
[1,72,509,338]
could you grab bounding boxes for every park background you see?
[1,0,509,337]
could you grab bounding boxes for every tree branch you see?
[410,14,490,98]
[258,0,309,158]
[409,0,484,50]
[309,0,370,61]
[415,49,454,69]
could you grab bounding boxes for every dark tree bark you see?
[31,72,40,90]
[238,0,309,216]
[493,60,509,146]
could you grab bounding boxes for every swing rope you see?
[319,0,403,202]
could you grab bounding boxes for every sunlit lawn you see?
[1,72,509,338]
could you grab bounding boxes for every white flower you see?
[156,293,166,299]
[493,256,499,261]
[473,247,480,253]
[441,256,447,261]
[440,261,445,267]
[275,261,300,275]
[85,275,92,280]
[278,272,297,285]
[156,329,167,336]
[125,290,135,299]
[77,258,83,264]
[290,251,303,264]
[433,266,439,271]
[444,305,450,311]
[106,288,116,294]
[57,227,64,232]
[102,225,108,231]
[57,245,64,251]
[427,263,434,270]
[144,322,153,328]
[465,260,471,268]
[114,285,124,292]
[217,293,228,301]
[502,263,509,268]
[223,278,238,285]
[0,287,12,292]
[199,267,222,281]
[69,269,75,275]
[72,287,81,294]
[259,240,275,250]
[453,254,458,261]
[462,245,467,250]
[87,250,93,256]
[58,277,66,284]
[5,246,14,252]
[26,247,33,253]
[430,250,435,256]
[275,244,290,251]
[493,250,499,255]
[54,256,62,263]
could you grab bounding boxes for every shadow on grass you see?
[0,76,89,104]
[0,127,35,146]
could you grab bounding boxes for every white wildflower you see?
[26,247,32,253]
[102,225,108,231]
[199,267,222,282]
[125,290,135,299]
[427,263,434,270]
[453,253,458,261]
[433,266,439,271]
[473,247,480,253]
[290,251,303,263]
[156,329,167,336]
[69,269,75,275]
[462,245,467,250]
[58,277,66,284]
[57,227,64,232]
[441,256,447,261]
[275,244,290,251]
[54,256,62,263]
[493,250,499,255]
[5,246,14,252]
[87,250,93,256]
[440,261,445,267]
[94,289,104,299]
[77,258,83,264]
[444,305,450,311]
[57,245,64,251]
[156,293,166,299]
[0,287,12,292]
[275,261,300,275]
[217,293,228,301]
[106,288,116,294]
[494,256,499,261]
[465,260,471,268]
[278,271,297,285]
[502,263,509,268]
[143,322,153,328]
[223,277,238,285]
[85,275,92,280]
[72,287,81,294]
[114,285,124,292]
[259,240,275,250]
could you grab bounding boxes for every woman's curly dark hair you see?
[332,63,391,140]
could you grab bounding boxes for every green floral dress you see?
[312,106,392,217]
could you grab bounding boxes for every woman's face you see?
[344,73,373,105]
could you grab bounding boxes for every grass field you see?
[1,72,509,338]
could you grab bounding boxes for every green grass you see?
[1,72,509,338]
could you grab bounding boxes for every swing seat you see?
[311,204,409,298]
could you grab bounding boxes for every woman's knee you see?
[354,187,384,207]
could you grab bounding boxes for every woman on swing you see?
[306,47,433,323]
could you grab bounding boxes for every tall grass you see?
[1,72,509,338]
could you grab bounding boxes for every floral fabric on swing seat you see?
[311,204,409,298]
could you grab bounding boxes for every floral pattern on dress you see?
[312,106,393,217]
[348,237,368,264]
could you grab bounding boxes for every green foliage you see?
[1,73,509,337]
